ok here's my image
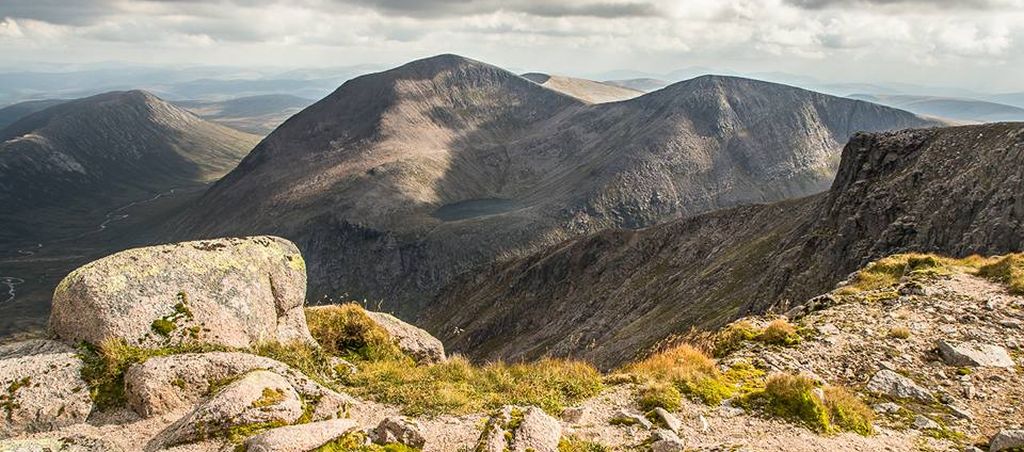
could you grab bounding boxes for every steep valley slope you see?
[423,122,1024,369]
[170,54,939,317]
[0,91,259,335]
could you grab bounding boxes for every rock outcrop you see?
[124,351,355,419]
[364,311,446,364]
[50,236,313,349]
[243,419,360,452]
[937,340,1016,368]
[370,416,427,448]
[865,370,934,402]
[155,370,303,447]
[0,340,92,436]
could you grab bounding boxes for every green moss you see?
[741,374,874,436]
[757,319,801,347]
[558,436,609,452]
[1,376,31,417]
[151,319,177,337]
[224,420,287,444]
[637,381,682,411]
[312,431,420,452]
[978,254,1024,294]
[251,387,286,408]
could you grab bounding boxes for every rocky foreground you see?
[0,238,1022,451]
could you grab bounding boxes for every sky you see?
[1,0,1023,93]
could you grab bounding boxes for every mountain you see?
[174,94,315,134]
[423,122,1024,369]
[850,94,1024,123]
[170,54,938,318]
[986,92,1024,110]
[603,78,670,93]
[0,90,259,243]
[521,73,643,103]
[0,99,67,131]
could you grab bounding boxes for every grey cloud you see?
[333,0,661,18]
[786,0,1007,9]
[0,0,118,25]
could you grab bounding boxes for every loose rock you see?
[937,340,1016,368]
[370,416,426,448]
[364,310,447,364]
[989,429,1024,452]
[866,369,933,402]
[476,406,561,452]
[50,236,314,349]
[653,407,682,433]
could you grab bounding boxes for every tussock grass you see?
[758,319,801,346]
[558,436,610,452]
[888,327,911,339]
[341,355,602,416]
[621,344,734,405]
[838,253,952,294]
[637,381,682,411]
[742,373,873,435]
[713,320,760,357]
[305,304,404,361]
[977,253,1024,294]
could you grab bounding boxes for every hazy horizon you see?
[1,0,1023,94]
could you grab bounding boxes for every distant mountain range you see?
[173,94,315,135]
[521,73,643,103]
[167,54,939,319]
[424,122,1024,368]
[849,94,1024,123]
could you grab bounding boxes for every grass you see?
[637,381,682,411]
[742,374,873,435]
[713,320,760,357]
[340,355,602,416]
[620,344,737,405]
[312,430,420,451]
[305,304,404,361]
[888,327,912,340]
[758,319,801,346]
[558,436,610,452]
[977,254,1024,294]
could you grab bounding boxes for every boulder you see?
[912,415,940,431]
[866,369,933,402]
[0,434,123,452]
[125,351,356,419]
[649,429,686,452]
[937,340,1016,368]
[652,407,681,433]
[476,406,561,452]
[155,370,303,447]
[990,429,1024,452]
[370,416,427,448]
[610,409,652,429]
[50,236,313,349]
[364,311,446,364]
[0,340,92,436]
[243,419,360,452]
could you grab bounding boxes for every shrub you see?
[305,304,404,361]
[342,355,602,416]
[758,319,801,347]
[713,320,761,357]
[637,381,682,411]
[978,254,1024,294]
[888,327,911,339]
[621,344,732,405]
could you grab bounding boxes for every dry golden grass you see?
[621,344,733,405]
[305,304,404,361]
[888,326,911,339]
[758,319,801,346]
[977,253,1024,294]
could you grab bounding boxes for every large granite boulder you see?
[50,236,313,349]
[124,351,356,419]
[476,406,561,452]
[364,311,446,364]
[244,419,360,452]
[154,370,303,447]
[0,340,92,436]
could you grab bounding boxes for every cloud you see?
[329,0,661,18]
[784,0,1016,10]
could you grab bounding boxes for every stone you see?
[817,323,841,335]
[611,409,652,430]
[244,419,360,452]
[652,407,681,433]
[370,416,426,448]
[124,351,356,420]
[475,406,561,452]
[866,369,933,402]
[990,429,1024,452]
[873,402,902,414]
[561,406,587,423]
[364,311,446,364]
[155,370,303,447]
[937,340,1016,368]
[649,429,686,452]
[0,434,124,452]
[0,340,92,436]
[699,413,710,433]
[912,415,940,431]
[50,236,313,349]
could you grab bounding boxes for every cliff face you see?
[170,54,938,317]
[424,123,1024,369]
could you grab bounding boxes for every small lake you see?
[432,198,520,222]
